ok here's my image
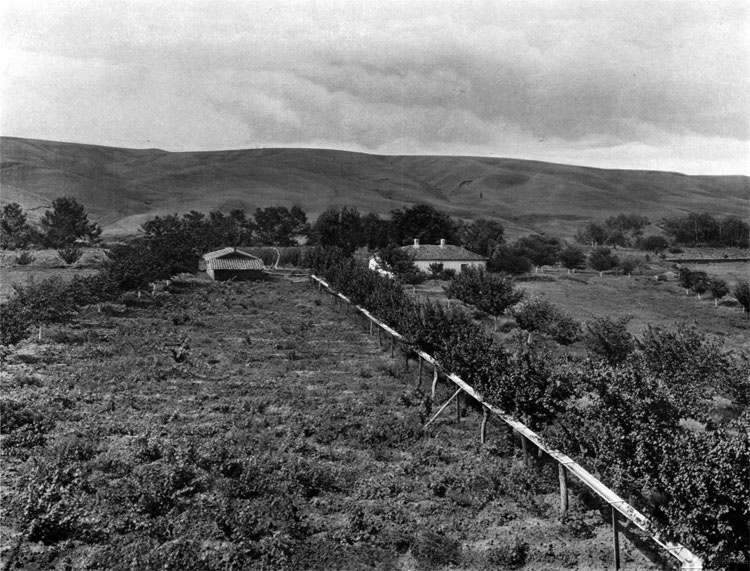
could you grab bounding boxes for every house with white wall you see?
[401,239,488,274]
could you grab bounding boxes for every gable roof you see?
[208,257,264,271]
[401,244,488,261]
[203,247,261,261]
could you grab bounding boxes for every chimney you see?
[413,238,420,247]
[440,239,446,248]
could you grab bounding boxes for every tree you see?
[513,234,561,268]
[312,207,365,256]
[558,245,586,271]
[361,213,391,250]
[39,197,101,248]
[583,316,634,365]
[709,278,729,307]
[459,219,505,257]
[588,247,619,272]
[376,245,425,284]
[639,235,669,253]
[444,267,524,318]
[390,204,458,246]
[0,203,35,249]
[253,206,308,246]
[575,222,609,246]
[488,245,533,275]
[734,281,750,313]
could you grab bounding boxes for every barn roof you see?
[208,257,264,271]
[401,243,487,262]
[203,247,261,261]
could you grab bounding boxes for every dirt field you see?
[0,277,667,570]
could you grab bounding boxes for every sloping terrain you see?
[1,136,748,239]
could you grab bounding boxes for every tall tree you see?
[312,207,365,255]
[254,206,308,246]
[0,203,35,249]
[460,219,505,257]
[39,197,101,247]
[390,204,459,246]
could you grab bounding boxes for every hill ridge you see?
[1,136,748,239]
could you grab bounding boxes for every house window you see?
[460,264,469,271]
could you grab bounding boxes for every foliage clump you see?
[444,267,524,317]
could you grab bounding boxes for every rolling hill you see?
[1,136,748,239]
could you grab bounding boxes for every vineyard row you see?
[308,274,702,571]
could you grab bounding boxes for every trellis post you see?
[417,356,423,388]
[559,464,569,515]
[431,368,439,399]
[480,406,489,443]
[455,391,461,423]
[612,507,621,570]
[521,434,529,467]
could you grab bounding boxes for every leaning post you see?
[480,406,489,444]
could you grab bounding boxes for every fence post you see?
[455,391,461,423]
[612,507,621,570]
[431,368,439,399]
[559,464,569,515]
[378,326,382,347]
[480,406,489,443]
[521,434,529,467]
[390,335,395,358]
[417,356,423,388]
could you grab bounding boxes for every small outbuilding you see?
[401,239,488,274]
[203,247,265,281]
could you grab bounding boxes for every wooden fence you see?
[309,274,703,571]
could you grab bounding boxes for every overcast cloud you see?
[1,0,748,174]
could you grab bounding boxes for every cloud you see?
[1,0,748,174]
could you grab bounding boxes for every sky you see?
[1,0,748,175]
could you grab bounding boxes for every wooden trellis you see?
[310,275,703,571]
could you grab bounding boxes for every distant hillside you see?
[1,136,748,239]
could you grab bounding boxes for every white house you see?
[401,239,488,274]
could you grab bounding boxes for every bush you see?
[619,256,640,275]
[511,299,580,345]
[639,235,669,253]
[583,316,634,365]
[588,246,619,271]
[58,246,83,265]
[15,251,35,265]
[444,267,524,316]
[0,300,31,345]
[488,246,533,275]
[485,536,529,569]
[733,281,749,312]
[558,245,586,270]
[411,530,461,570]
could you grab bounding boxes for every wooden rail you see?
[310,274,703,571]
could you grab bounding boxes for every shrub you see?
[588,246,619,271]
[11,277,77,326]
[639,235,669,253]
[619,256,640,275]
[444,267,524,316]
[485,536,529,569]
[734,281,749,312]
[411,530,461,570]
[583,316,634,365]
[709,278,729,303]
[57,246,83,265]
[511,299,580,345]
[558,245,586,270]
[15,251,35,265]
[0,300,31,345]
[488,246,533,275]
